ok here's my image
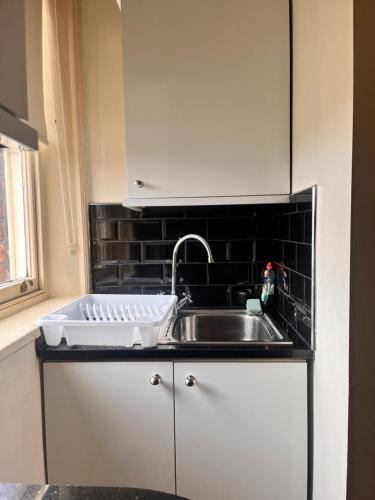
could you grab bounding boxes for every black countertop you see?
[0,483,187,500]
[35,337,313,361]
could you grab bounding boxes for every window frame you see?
[0,137,43,308]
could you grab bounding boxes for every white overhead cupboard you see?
[122,0,290,206]
[0,0,28,119]
[44,361,307,500]
[0,0,41,149]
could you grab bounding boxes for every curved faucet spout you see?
[171,234,214,296]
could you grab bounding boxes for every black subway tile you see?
[274,241,283,263]
[284,202,297,214]
[94,285,142,295]
[248,218,256,238]
[290,212,305,242]
[185,206,231,218]
[120,264,163,284]
[297,202,312,212]
[293,189,313,211]
[229,206,257,217]
[252,261,267,283]
[164,264,208,285]
[290,271,305,303]
[91,205,140,220]
[296,307,312,346]
[208,219,248,239]
[231,241,253,262]
[186,241,228,262]
[118,220,162,241]
[140,207,185,218]
[92,265,119,286]
[256,240,282,262]
[187,286,229,307]
[305,211,313,243]
[282,320,309,349]
[94,221,117,240]
[297,244,312,277]
[209,263,249,285]
[95,242,141,263]
[283,242,297,270]
[275,290,284,317]
[143,242,176,262]
[282,293,297,329]
[165,220,206,240]
[143,286,171,295]
[305,278,312,308]
[231,285,261,306]
[276,266,289,294]
[256,216,276,239]
[276,214,290,240]
[252,204,288,216]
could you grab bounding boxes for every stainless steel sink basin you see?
[170,309,291,345]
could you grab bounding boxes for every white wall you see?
[292,1,353,499]
[81,0,125,203]
[0,342,45,483]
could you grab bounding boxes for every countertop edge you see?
[36,338,313,361]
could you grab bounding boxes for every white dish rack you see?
[37,294,177,348]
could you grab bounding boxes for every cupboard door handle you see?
[150,373,162,385]
[134,179,144,188]
[185,375,196,387]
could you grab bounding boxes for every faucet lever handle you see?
[182,291,193,303]
[182,287,193,303]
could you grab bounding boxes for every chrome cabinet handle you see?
[134,179,144,188]
[150,374,162,385]
[185,375,196,387]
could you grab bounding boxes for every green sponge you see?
[246,299,263,316]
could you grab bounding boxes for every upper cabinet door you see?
[0,0,28,119]
[122,0,290,204]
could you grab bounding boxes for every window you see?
[0,145,39,305]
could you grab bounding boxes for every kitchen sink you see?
[170,309,291,345]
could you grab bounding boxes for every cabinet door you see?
[44,362,175,493]
[0,0,28,118]
[175,362,307,500]
[123,0,290,202]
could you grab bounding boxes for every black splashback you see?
[272,189,314,349]
[89,188,314,348]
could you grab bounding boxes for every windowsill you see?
[0,296,78,361]
[0,290,49,320]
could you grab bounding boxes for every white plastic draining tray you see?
[37,294,177,348]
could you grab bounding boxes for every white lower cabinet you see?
[44,361,307,500]
[44,362,175,493]
[174,362,307,500]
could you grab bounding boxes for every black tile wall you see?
[94,242,141,263]
[186,241,229,262]
[143,242,176,262]
[118,220,162,241]
[89,188,314,347]
[208,219,249,239]
[165,220,206,240]
[120,264,164,284]
[272,189,314,349]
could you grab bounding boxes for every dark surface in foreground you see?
[0,483,186,500]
